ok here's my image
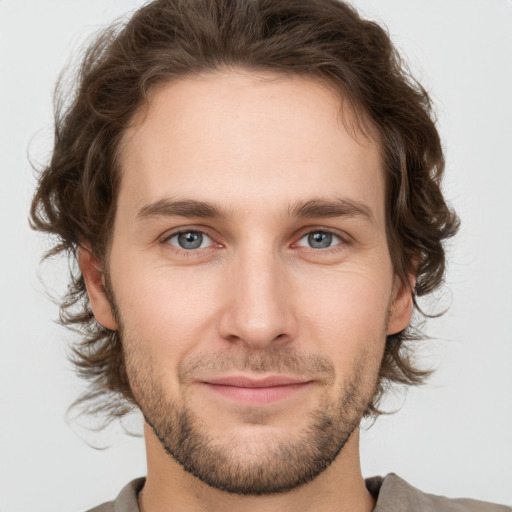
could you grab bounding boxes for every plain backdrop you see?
[1,1,511,510]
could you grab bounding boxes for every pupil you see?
[178,231,202,249]
[309,232,331,249]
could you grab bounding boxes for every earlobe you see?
[78,245,118,330]
[387,273,414,335]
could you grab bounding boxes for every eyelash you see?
[161,227,348,258]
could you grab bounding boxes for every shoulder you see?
[368,473,511,512]
[84,477,145,512]
[86,503,113,512]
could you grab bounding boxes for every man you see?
[29,0,508,511]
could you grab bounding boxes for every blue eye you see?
[166,230,213,250]
[297,231,342,249]
[164,229,342,252]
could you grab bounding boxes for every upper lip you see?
[202,375,311,388]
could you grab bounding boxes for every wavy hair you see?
[30,0,459,423]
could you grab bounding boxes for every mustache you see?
[177,346,336,384]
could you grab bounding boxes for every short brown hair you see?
[30,0,459,422]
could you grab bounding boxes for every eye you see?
[165,230,213,250]
[296,230,343,249]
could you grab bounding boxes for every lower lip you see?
[202,382,312,405]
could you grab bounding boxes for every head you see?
[31,0,459,496]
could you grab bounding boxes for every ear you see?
[78,245,118,330]
[387,273,414,335]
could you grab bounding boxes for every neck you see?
[139,423,375,512]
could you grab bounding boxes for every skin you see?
[80,70,413,512]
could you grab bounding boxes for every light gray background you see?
[1,1,511,510]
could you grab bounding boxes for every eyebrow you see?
[136,198,226,220]
[136,197,375,223]
[288,198,374,222]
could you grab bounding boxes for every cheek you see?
[112,262,225,360]
[295,267,391,360]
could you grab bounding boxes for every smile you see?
[200,375,314,405]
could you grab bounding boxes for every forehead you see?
[117,70,384,224]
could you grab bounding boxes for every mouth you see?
[199,375,314,405]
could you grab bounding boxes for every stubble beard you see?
[122,334,382,496]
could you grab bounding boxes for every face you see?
[83,71,412,495]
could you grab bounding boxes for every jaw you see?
[142,423,375,512]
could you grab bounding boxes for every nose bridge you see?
[219,241,295,348]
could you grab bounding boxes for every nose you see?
[218,247,297,350]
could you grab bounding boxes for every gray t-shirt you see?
[87,474,511,511]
